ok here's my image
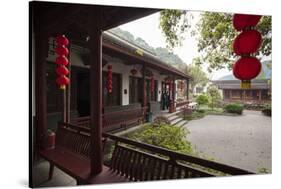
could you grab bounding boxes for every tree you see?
[207,86,222,110]
[159,10,272,72]
[196,94,209,106]
[186,63,209,94]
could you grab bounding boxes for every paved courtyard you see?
[184,110,272,173]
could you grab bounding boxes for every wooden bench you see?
[39,122,112,184]
[39,122,91,183]
[104,133,254,181]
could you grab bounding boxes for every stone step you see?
[167,115,180,122]
[175,119,188,127]
[165,110,182,118]
[171,117,183,125]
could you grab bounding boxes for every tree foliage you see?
[109,27,187,71]
[159,10,272,72]
[207,86,222,110]
[196,94,209,105]
[186,63,209,92]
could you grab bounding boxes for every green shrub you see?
[262,104,271,116]
[224,103,244,115]
[196,94,209,105]
[124,124,193,154]
[196,109,206,113]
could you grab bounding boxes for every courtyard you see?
[184,110,272,173]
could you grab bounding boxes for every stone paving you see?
[184,110,272,173]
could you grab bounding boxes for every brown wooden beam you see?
[142,64,147,107]
[88,8,103,175]
[186,79,189,101]
[34,32,49,151]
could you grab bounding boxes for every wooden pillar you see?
[259,90,262,102]
[142,64,147,107]
[88,8,103,175]
[66,43,71,123]
[34,32,49,150]
[186,79,189,101]
[172,76,176,112]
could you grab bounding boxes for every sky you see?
[119,11,231,80]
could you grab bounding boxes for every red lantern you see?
[233,29,262,55]
[55,46,69,56]
[233,57,261,80]
[107,64,113,93]
[56,35,69,46]
[179,80,184,91]
[151,76,155,94]
[55,56,69,66]
[233,14,262,31]
[130,68,138,76]
[56,75,70,90]
[56,66,69,75]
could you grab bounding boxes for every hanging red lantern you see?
[130,68,138,76]
[55,55,69,66]
[233,57,261,88]
[233,14,262,31]
[56,75,70,90]
[179,80,184,91]
[54,35,70,90]
[55,45,69,56]
[233,29,262,55]
[107,64,113,93]
[151,75,155,94]
[56,65,69,75]
[56,35,69,46]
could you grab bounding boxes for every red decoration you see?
[54,35,70,90]
[56,66,69,75]
[151,75,155,94]
[56,75,70,90]
[233,57,261,80]
[107,64,113,93]
[233,30,262,55]
[130,68,138,76]
[179,80,184,91]
[233,14,262,31]
[56,35,69,46]
[55,46,69,56]
[55,55,69,66]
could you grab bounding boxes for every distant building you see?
[212,61,271,104]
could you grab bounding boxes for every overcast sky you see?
[119,11,231,80]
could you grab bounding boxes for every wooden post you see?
[186,79,189,102]
[259,90,262,102]
[88,8,103,175]
[172,76,176,112]
[34,32,49,150]
[66,43,71,123]
[142,64,147,107]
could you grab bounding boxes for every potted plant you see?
[44,129,56,149]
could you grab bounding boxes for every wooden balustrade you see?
[71,107,147,132]
[176,100,190,108]
[103,133,253,179]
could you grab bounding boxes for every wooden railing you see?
[103,133,253,180]
[176,100,190,108]
[71,107,147,132]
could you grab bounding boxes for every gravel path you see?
[184,110,271,173]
